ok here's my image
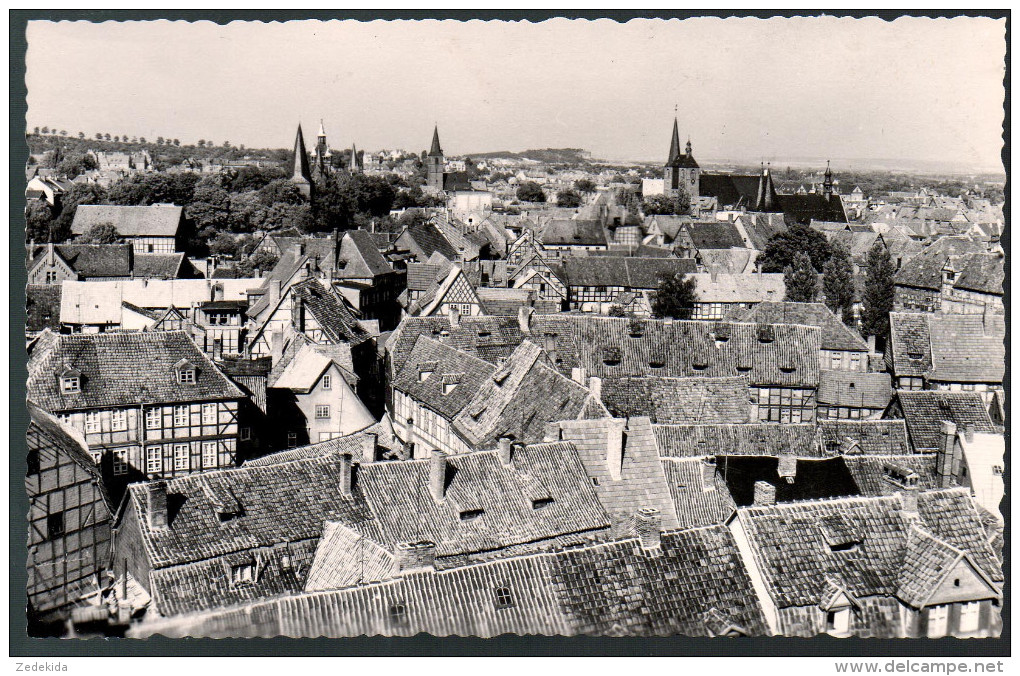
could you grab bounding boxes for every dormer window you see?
[174,359,197,384]
[442,373,462,395]
[459,508,485,522]
[231,563,254,586]
[58,366,82,394]
[494,586,515,609]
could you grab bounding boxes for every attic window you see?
[477,330,491,338]
[494,586,515,609]
[907,352,923,360]
[757,326,775,344]
[492,368,512,386]
[231,563,254,586]
[736,366,752,373]
[602,347,622,367]
[531,497,554,510]
[779,366,796,374]
[174,359,197,384]
[60,375,81,394]
[591,477,600,487]
[459,508,485,522]
[692,361,708,371]
[442,373,463,395]
[649,360,665,369]
[389,602,407,623]
[628,320,645,339]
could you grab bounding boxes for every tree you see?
[238,248,279,277]
[26,200,60,243]
[208,232,243,257]
[759,225,832,273]
[575,178,597,193]
[139,137,147,144]
[173,139,180,147]
[32,127,40,135]
[113,136,120,143]
[516,181,546,203]
[60,130,68,137]
[861,241,896,344]
[651,271,697,319]
[104,133,111,141]
[95,133,102,141]
[53,182,108,234]
[56,152,98,180]
[784,252,819,302]
[642,192,689,215]
[77,221,122,244]
[77,131,85,140]
[822,240,856,324]
[41,126,50,135]
[156,137,165,146]
[556,189,583,208]
[197,139,206,148]
[186,179,232,231]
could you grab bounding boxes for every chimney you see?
[339,453,353,498]
[701,457,716,492]
[588,376,602,402]
[212,338,223,362]
[395,541,436,574]
[635,507,662,551]
[497,436,513,466]
[571,367,587,385]
[777,454,797,484]
[753,481,776,507]
[361,433,378,464]
[269,279,282,308]
[606,418,626,481]
[297,241,305,256]
[937,421,958,489]
[448,305,460,328]
[146,481,169,531]
[899,486,920,520]
[867,335,877,354]
[710,267,718,283]
[543,422,561,442]
[213,283,224,302]
[271,330,284,364]
[982,303,995,336]
[429,450,447,503]
[517,306,533,333]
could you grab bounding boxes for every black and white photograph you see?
[16,13,1006,651]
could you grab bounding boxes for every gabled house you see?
[688,272,786,320]
[537,219,608,258]
[505,229,547,270]
[508,252,567,307]
[26,403,114,623]
[892,236,989,312]
[887,391,997,453]
[405,266,485,318]
[561,256,698,315]
[27,243,188,286]
[815,370,892,420]
[27,330,245,501]
[740,302,871,371]
[70,204,187,254]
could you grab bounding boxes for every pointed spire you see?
[429,125,443,157]
[318,119,327,139]
[755,162,778,211]
[349,142,360,171]
[667,117,682,165]
[686,136,692,156]
[292,123,311,182]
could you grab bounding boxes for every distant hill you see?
[464,148,593,164]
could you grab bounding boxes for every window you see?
[112,449,129,476]
[173,405,189,427]
[60,376,80,394]
[202,403,217,425]
[109,409,127,432]
[46,513,64,540]
[850,353,862,370]
[927,605,949,638]
[84,411,101,433]
[315,405,331,419]
[231,563,254,585]
[146,407,161,430]
[287,432,298,448]
[178,368,196,384]
[389,602,407,623]
[826,608,851,635]
[830,352,842,369]
[494,586,515,609]
[201,442,218,468]
[321,374,332,390]
[174,444,190,471]
[27,450,40,475]
[961,384,976,392]
[959,602,981,634]
[45,271,58,284]
[146,447,163,474]
[240,427,252,441]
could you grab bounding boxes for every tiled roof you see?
[894,236,987,291]
[28,402,106,489]
[290,278,371,346]
[303,522,398,591]
[599,376,751,424]
[132,253,185,280]
[551,417,680,534]
[926,314,1004,383]
[779,193,848,225]
[561,257,697,289]
[387,316,526,376]
[895,391,996,452]
[357,442,610,558]
[654,423,823,458]
[475,287,538,316]
[700,174,774,211]
[28,330,243,412]
[28,244,133,278]
[451,341,603,450]
[338,230,392,278]
[816,370,892,409]
[688,273,786,304]
[842,455,938,496]
[887,312,933,378]
[393,336,497,422]
[405,262,449,292]
[405,221,459,261]
[718,456,862,506]
[71,204,184,237]
[134,526,768,638]
[26,284,61,333]
[740,302,869,353]
[685,222,746,250]
[949,253,1003,295]
[539,219,607,247]
[660,457,737,529]
[817,420,912,456]
[738,488,1001,609]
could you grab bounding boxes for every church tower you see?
[291,123,313,200]
[823,160,834,201]
[663,117,700,203]
[313,119,331,178]
[426,125,445,191]
[349,142,362,173]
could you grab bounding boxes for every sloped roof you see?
[894,236,987,291]
[133,253,185,279]
[817,420,912,456]
[290,278,371,346]
[685,222,746,250]
[741,301,869,352]
[393,336,497,421]
[405,262,449,292]
[896,391,996,452]
[549,417,679,534]
[561,257,697,289]
[600,376,751,424]
[779,193,848,225]
[339,230,392,278]
[889,312,1004,384]
[654,423,823,458]
[26,284,61,334]
[244,430,378,468]
[28,330,243,412]
[271,343,356,391]
[660,457,737,529]
[689,273,786,304]
[700,173,776,211]
[949,253,1004,295]
[739,488,1001,609]
[28,243,133,278]
[404,221,460,261]
[887,312,933,378]
[71,204,184,237]
[27,402,106,489]
[816,370,892,409]
[539,219,607,247]
[719,456,862,506]
[842,455,938,497]
[896,524,999,609]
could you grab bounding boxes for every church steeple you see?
[823,160,834,201]
[291,123,312,200]
[349,142,361,173]
[667,117,682,166]
[429,125,443,157]
[754,163,780,212]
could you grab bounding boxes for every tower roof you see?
[666,117,682,166]
[754,165,780,212]
[293,124,312,183]
[429,125,443,157]
[824,160,833,180]
[318,119,327,139]
[349,142,359,170]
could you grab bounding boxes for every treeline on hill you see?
[27,163,447,257]
[765,165,1003,202]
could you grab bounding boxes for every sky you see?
[26,17,1006,171]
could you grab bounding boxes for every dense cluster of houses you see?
[24,118,1003,639]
